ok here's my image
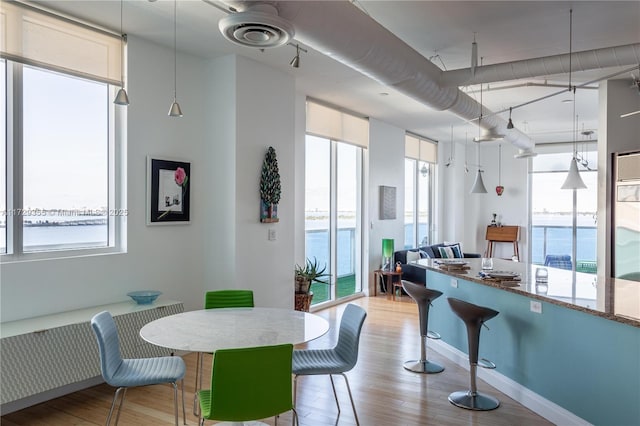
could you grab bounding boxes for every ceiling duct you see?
[270,1,534,150]
[219,4,294,48]
[440,43,640,87]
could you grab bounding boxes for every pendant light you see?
[419,136,429,177]
[496,144,504,196]
[168,0,183,117]
[113,0,129,105]
[471,66,488,194]
[561,9,586,190]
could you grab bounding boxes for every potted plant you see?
[295,257,330,294]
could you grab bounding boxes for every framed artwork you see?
[379,185,396,220]
[147,157,191,225]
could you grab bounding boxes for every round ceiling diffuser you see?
[219,4,295,49]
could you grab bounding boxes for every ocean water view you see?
[1,215,598,270]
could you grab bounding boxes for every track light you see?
[288,43,307,68]
[507,107,514,129]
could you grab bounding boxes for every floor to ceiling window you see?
[305,101,368,305]
[404,134,437,248]
[530,143,598,274]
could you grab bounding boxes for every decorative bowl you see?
[127,290,162,305]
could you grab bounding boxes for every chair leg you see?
[292,375,298,426]
[172,382,179,426]
[193,352,202,416]
[110,387,127,426]
[329,374,341,414]
[292,408,299,426]
[180,379,186,425]
[338,373,360,426]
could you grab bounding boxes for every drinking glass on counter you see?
[481,257,493,270]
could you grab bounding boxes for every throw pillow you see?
[419,250,430,259]
[438,244,463,258]
[406,250,421,263]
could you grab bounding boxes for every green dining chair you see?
[197,344,297,425]
[193,289,255,415]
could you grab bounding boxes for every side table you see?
[373,269,403,300]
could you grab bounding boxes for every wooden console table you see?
[373,269,403,300]
[485,225,520,259]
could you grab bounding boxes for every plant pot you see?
[295,277,311,293]
[294,291,313,312]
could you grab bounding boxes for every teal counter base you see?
[425,270,640,426]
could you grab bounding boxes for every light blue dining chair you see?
[292,304,367,425]
[91,311,186,426]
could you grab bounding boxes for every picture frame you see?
[379,185,396,220]
[147,157,191,225]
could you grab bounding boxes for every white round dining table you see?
[139,306,329,352]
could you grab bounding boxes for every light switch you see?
[268,228,276,241]
[530,300,542,314]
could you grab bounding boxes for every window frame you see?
[1,59,125,263]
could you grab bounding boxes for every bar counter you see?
[409,257,639,426]
[413,257,640,327]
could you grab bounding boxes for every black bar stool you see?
[447,297,500,411]
[402,280,444,374]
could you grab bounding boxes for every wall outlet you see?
[450,278,458,288]
[268,228,276,241]
[530,300,542,314]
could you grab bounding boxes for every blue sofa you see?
[393,244,481,285]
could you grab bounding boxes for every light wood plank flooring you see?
[1,295,553,425]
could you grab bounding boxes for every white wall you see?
[1,36,207,321]
[367,118,405,292]
[477,143,529,260]
[233,56,296,308]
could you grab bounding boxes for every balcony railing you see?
[531,225,597,274]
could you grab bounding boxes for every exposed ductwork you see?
[440,43,640,87]
[271,1,535,149]
[218,2,640,151]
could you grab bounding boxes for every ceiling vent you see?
[218,4,294,49]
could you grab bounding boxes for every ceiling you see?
[32,0,640,146]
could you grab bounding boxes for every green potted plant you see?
[295,257,331,294]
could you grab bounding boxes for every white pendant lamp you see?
[114,0,129,106]
[470,168,488,193]
[561,156,587,189]
[561,9,586,190]
[168,0,183,117]
[471,70,488,194]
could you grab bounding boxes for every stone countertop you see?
[413,258,640,328]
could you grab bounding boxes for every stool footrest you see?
[426,330,441,340]
[478,358,496,369]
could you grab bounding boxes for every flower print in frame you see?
[147,157,191,225]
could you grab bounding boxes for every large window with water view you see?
[305,101,367,305]
[305,135,364,304]
[1,2,122,258]
[530,146,597,274]
[405,134,436,248]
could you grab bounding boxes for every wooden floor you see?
[1,296,553,425]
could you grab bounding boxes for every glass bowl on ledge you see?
[127,290,162,305]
